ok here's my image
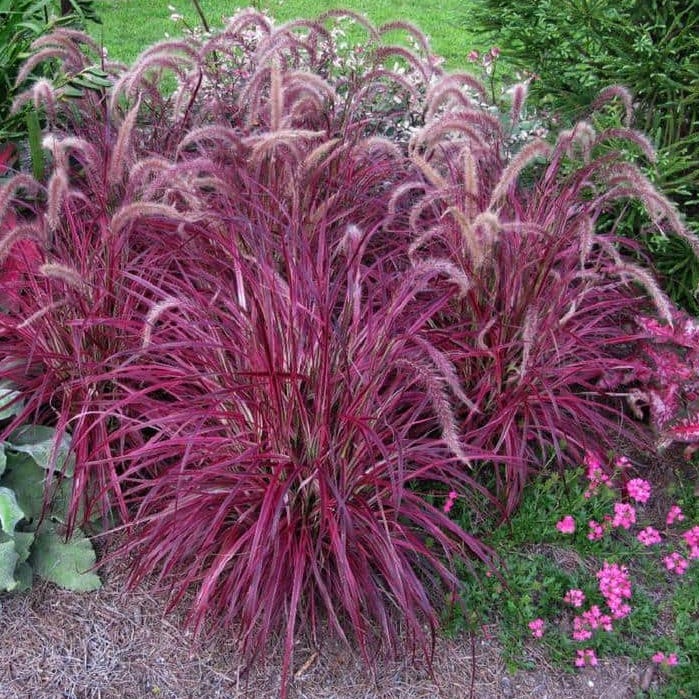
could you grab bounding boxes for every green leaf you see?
[1,454,46,522]
[60,85,85,99]
[14,561,33,591]
[0,486,25,534]
[0,539,19,591]
[0,385,23,420]
[30,523,101,591]
[7,425,75,476]
[12,530,34,563]
[0,447,6,478]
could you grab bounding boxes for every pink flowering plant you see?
[449,457,697,691]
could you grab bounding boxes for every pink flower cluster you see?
[652,651,678,667]
[626,477,652,504]
[637,526,662,546]
[587,519,605,541]
[663,551,689,575]
[597,561,632,619]
[525,454,695,672]
[574,648,598,667]
[583,451,611,498]
[563,588,585,607]
[528,618,545,638]
[572,605,613,641]
[682,525,699,559]
[612,502,636,530]
[556,515,576,534]
[666,504,685,525]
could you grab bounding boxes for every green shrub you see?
[466,0,699,312]
[0,0,100,153]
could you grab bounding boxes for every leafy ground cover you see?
[448,449,699,698]
[1,5,698,699]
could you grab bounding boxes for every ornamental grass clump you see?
[393,84,697,515]
[0,8,697,696]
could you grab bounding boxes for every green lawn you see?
[91,0,484,68]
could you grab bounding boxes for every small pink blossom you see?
[637,526,662,546]
[467,50,480,62]
[587,520,605,541]
[682,525,699,548]
[615,455,631,469]
[443,490,458,514]
[626,478,652,504]
[666,504,685,525]
[528,618,545,638]
[572,615,593,641]
[574,648,598,667]
[611,502,636,529]
[582,605,613,632]
[652,651,679,667]
[563,589,585,607]
[597,561,632,618]
[556,515,576,534]
[489,46,501,59]
[663,552,689,575]
[584,451,611,497]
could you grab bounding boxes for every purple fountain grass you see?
[390,76,692,514]
[102,203,502,697]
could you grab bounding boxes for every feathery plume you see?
[489,139,552,208]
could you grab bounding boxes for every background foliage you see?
[466,0,699,313]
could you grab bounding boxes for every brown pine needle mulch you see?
[0,564,652,699]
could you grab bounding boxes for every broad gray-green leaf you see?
[0,540,19,591]
[1,454,45,522]
[0,486,25,534]
[13,530,34,563]
[14,561,33,591]
[7,425,75,476]
[30,524,101,591]
[0,386,23,420]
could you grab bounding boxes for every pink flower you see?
[574,648,598,667]
[652,651,679,667]
[528,618,545,638]
[611,502,636,529]
[597,561,632,619]
[587,520,605,541]
[637,526,662,546]
[443,490,458,514]
[467,50,480,62]
[584,451,611,497]
[582,605,613,631]
[563,589,585,607]
[626,478,652,504]
[615,455,631,469]
[556,515,576,534]
[663,552,689,575]
[682,525,699,548]
[572,615,593,641]
[666,504,685,525]
[489,46,501,58]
